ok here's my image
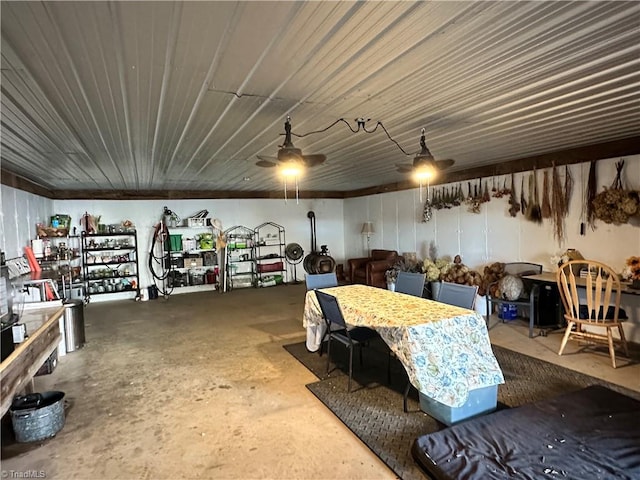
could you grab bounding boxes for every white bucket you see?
[140,288,149,301]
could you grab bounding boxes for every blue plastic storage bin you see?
[419,384,498,426]
[499,303,518,320]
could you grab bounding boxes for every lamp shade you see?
[361,222,375,235]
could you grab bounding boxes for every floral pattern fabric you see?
[303,284,504,407]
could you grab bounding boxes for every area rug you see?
[283,340,640,480]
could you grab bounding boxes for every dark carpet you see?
[283,340,640,480]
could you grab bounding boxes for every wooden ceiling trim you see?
[50,189,347,200]
[3,137,638,200]
[344,136,640,198]
[0,169,55,198]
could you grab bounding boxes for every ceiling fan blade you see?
[256,158,277,168]
[434,159,455,169]
[396,165,413,173]
[302,154,326,167]
[277,148,303,162]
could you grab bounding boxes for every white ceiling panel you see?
[1,0,639,196]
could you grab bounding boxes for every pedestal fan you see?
[285,243,304,284]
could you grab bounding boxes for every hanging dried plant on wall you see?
[432,188,443,210]
[422,197,432,222]
[467,180,482,213]
[491,177,501,198]
[592,160,640,224]
[551,163,565,243]
[525,170,543,223]
[520,176,527,214]
[586,160,598,230]
[500,177,511,197]
[563,165,573,217]
[541,170,552,219]
[456,184,465,205]
[508,172,520,217]
[482,180,491,203]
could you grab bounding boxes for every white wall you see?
[1,192,343,298]
[343,155,640,341]
[2,156,638,339]
[52,197,344,289]
[0,185,53,259]
[344,156,639,269]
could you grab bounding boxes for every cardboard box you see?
[186,257,203,268]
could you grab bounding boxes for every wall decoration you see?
[592,160,639,225]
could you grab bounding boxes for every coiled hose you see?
[148,221,174,297]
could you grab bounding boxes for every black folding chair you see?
[306,273,339,356]
[315,290,379,392]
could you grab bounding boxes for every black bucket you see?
[10,391,65,442]
[148,285,159,299]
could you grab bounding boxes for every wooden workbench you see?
[0,305,64,417]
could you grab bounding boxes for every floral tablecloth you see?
[303,284,504,407]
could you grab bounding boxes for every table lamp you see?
[361,221,375,255]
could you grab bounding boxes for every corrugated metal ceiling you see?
[1,1,639,195]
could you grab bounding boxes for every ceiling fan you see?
[256,116,326,169]
[396,128,454,175]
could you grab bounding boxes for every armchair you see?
[348,249,400,289]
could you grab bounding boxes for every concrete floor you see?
[1,284,638,479]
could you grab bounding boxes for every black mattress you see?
[412,385,640,480]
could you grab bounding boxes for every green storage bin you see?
[169,234,183,252]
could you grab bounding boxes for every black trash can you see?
[63,299,85,352]
[10,391,66,442]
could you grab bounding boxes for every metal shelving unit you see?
[165,225,217,293]
[254,222,286,287]
[81,231,140,301]
[35,235,83,300]
[224,226,255,291]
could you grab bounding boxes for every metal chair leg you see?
[318,333,326,357]
[348,344,353,392]
[403,381,412,413]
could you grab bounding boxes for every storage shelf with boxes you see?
[166,224,218,292]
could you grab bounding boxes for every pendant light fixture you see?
[256,116,455,203]
[396,128,455,201]
[280,159,303,204]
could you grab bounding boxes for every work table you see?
[0,305,64,417]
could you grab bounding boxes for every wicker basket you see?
[36,225,69,237]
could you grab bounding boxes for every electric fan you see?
[284,243,304,284]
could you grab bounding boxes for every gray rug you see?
[283,340,639,480]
